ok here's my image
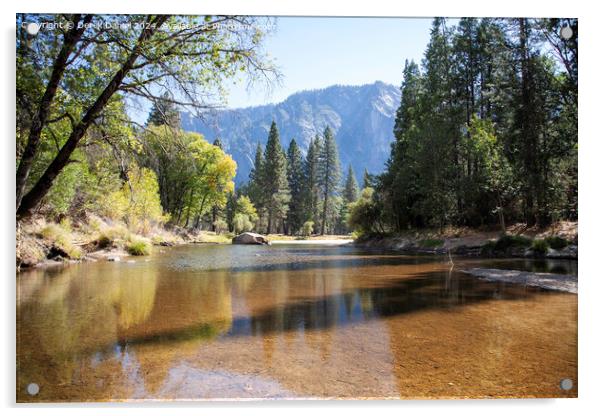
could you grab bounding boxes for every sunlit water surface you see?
[17,244,577,401]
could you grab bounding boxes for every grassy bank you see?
[16,215,234,270]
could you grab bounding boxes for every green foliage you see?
[236,195,258,219]
[362,168,374,190]
[244,123,346,236]
[317,126,341,234]
[247,142,265,213]
[232,213,254,234]
[16,14,276,219]
[301,221,314,237]
[347,188,385,237]
[286,139,305,234]
[545,236,569,250]
[303,137,322,233]
[213,219,228,235]
[531,239,550,256]
[91,162,166,235]
[146,92,181,128]
[361,18,577,235]
[343,165,359,204]
[494,235,532,251]
[121,164,168,233]
[231,195,258,234]
[418,239,444,248]
[125,236,152,256]
[248,122,290,234]
[140,126,236,228]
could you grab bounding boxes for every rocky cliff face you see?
[181,81,401,184]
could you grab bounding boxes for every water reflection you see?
[17,244,577,401]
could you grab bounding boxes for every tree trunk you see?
[184,188,194,228]
[16,14,91,210]
[16,15,169,219]
[497,195,506,235]
[321,191,328,235]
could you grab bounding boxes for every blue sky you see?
[226,17,433,108]
[127,17,434,122]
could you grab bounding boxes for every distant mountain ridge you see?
[181,81,401,184]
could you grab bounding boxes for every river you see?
[16,243,577,401]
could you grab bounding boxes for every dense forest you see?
[15,15,578,266]
[237,121,359,236]
[349,18,578,236]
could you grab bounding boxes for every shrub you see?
[39,223,82,259]
[96,224,130,248]
[125,236,152,256]
[347,188,384,235]
[233,213,254,234]
[531,239,550,256]
[213,219,228,235]
[494,234,532,251]
[544,236,569,250]
[418,238,444,248]
[301,221,314,237]
[151,232,181,246]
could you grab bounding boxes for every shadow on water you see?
[117,269,557,347]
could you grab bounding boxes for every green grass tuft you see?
[531,239,550,256]
[39,223,82,259]
[126,237,152,256]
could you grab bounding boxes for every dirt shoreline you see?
[354,223,578,260]
[18,229,356,270]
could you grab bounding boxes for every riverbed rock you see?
[548,244,578,260]
[232,232,270,245]
[462,268,577,294]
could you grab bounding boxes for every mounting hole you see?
[25,23,40,36]
[560,26,573,40]
[560,378,573,391]
[27,382,39,396]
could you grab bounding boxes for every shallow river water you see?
[17,243,577,401]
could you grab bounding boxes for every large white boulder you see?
[232,232,270,245]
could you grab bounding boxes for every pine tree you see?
[336,165,359,234]
[362,168,373,189]
[415,17,458,229]
[303,136,322,232]
[380,59,422,230]
[248,143,264,208]
[317,126,341,235]
[286,139,305,235]
[343,165,359,203]
[146,91,181,128]
[262,122,290,234]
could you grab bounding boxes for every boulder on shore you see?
[232,232,270,245]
